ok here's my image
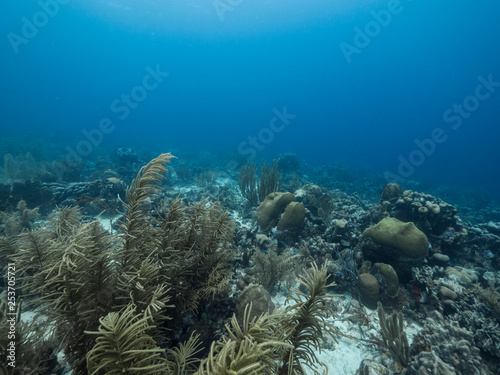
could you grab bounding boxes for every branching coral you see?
[238,160,282,207]
[2,153,237,374]
[252,243,296,291]
[196,304,289,375]
[278,263,339,375]
[377,302,409,368]
[117,153,174,269]
[239,162,259,207]
[197,263,340,375]
[86,304,170,375]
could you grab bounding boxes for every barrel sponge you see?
[277,201,305,231]
[362,217,429,259]
[257,192,295,231]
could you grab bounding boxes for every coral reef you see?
[235,284,275,324]
[362,217,429,281]
[1,146,500,374]
[404,311,490,375]
[197,263,339,375]
[250,243,296,291]
[377,189,468,255]
[277,153,300,173]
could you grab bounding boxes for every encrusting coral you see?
[404,310,489,374]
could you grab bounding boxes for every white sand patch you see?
[98,216,115,233]
[230,209,244,227]
[217,176,233,187]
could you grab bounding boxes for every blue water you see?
[2,0,500,199]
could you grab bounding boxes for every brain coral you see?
[362,217,429,259]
